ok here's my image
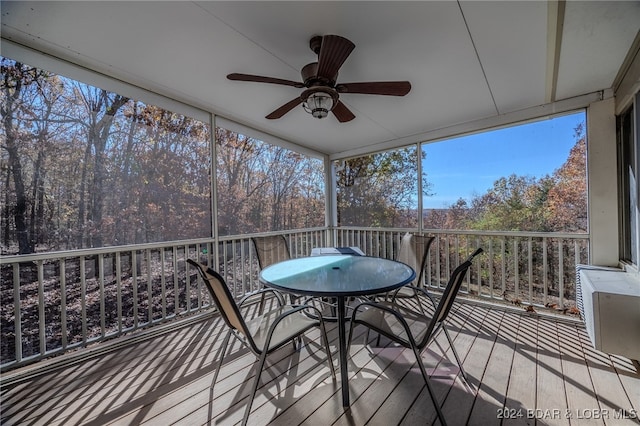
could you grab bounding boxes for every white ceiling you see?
[1,1,639,157]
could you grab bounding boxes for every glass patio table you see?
[259,255,416,407]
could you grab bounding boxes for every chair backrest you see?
[419,248,483,347]
[187,259,251,340]
[252,235,291,269]
[396,233,435,286]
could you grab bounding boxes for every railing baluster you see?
[99,254,105,337]
[38,261,45,357]
[559,238,565,308]
[173,247,179,317]
[0,228,589,370]
[476,236,482,295]
[241,240,247,295]
[501,237,506,298]
[116,253,122,333]
[12,264,22,363]
[160,249,166,320]
[60,259,67,350]
[132,250,138,328]
[435,234,441,288]
[528,237,533,305]
[543,237,548,306]
[446,235,451,287]
[488,237,494,299]
[513,238,519,299]
[146,249,152,324]
[80,256,87,345]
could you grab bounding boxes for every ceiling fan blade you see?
[227,73,304,88]
[316,35,355,80]
[336,81,411,96]
[332,100,356,123]
[265,97,303,119]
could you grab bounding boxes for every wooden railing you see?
[0,227,587,370]
[335,227,589,309]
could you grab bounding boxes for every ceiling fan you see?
[227,34,411,123]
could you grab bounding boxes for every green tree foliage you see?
[337,147,430,227]
[545,124,588,232]
[426,124,587,233]
[468,174,551,231]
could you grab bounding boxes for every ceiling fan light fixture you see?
[303,91,334,119]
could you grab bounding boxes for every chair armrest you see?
[408,285,437,304]
[390,284,437,308]
[350,300,421,348]
[351,300,405,320]
[239,288,285,308]
[259,303,326,352]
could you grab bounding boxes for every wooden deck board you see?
[536,315,571,426]
[2,301,638,426]
[400,303,486,426]
[368,303,471,426]
[441,308,506,425]
[468,307,519,425]
[502,314,538,426]
[577,326,639,425]
[556,321,604,426]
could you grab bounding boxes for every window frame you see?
[618,92,640,267]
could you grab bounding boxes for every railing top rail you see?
[0,228,329,263]
[336,226,590,239]
[0,238,215,264]
[0,227,588,263]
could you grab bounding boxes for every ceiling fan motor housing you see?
[301,62,338,87]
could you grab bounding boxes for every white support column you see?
[587,97,619,266]
[325,156,338,246]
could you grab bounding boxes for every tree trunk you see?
[1,64,32,254]
[77,141,92,248]
[5,141,31,253]
[3,168,11,247]
[84,91,128,248]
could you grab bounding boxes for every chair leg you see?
[442,327,469,385]
[258,291,267,315]
[319,320,336,379]
[243,349,269,426]
[348,309,373,351]
[347,315,358,351]
[413,346,447,426]
[211,331,232,396]
[413,292,427,315]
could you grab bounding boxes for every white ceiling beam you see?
[545,0,566,103]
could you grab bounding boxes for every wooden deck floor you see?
[1,300,638,426]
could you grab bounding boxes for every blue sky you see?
[421,111,586,209]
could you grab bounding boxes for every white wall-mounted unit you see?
[577,266,640,360]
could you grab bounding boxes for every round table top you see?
[259,255,416,297]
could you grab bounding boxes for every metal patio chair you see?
[252,235,291,270]
[252,234,297,304]
[187,259,335,426]
[388,233,436,312]
[347,248,483,426]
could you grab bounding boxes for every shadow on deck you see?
[1,299,638,425]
